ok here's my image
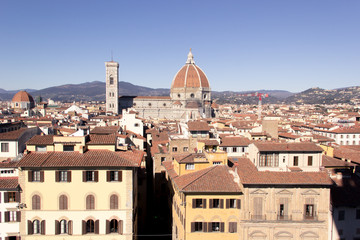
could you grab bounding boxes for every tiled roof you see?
[12,90,34,103]
[185,101,201,109]
[18,150,143,168]
[0,178,19,190]
[278,133,300,139]
[87,134,116,145]
[135,96,171,100]
[90,126,119,135]
[322,155,356,167]
[236,157,333,186]
[253,142,323,152]
[171,64,210,89]
[27,135,54,145]
[197,139,219,146]
[188,121,210,131]
[334,146,360,164]
[0,128,29,141]
[220,136,250,147]
[173,153,207,163]
[175,165,241,193]
[330,127,360,134]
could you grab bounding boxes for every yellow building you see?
[163,150,333,240]
[18,135,144,240]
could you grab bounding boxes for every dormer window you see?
[63,145,74,152]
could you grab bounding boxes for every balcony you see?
[303,214,318,221]
[277,215,292,221]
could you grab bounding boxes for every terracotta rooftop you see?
[0,178,18,190]
[0,128,29,141]
[18,150,143,168]
[322,155,357,167]
[220,136,250,147]
[187,121,210,131]
[87,134,116,145]
[173,153,207,163]
[90,126,120,135]
[135,96,171,100]
[333,146,360,164]
[12,90,34,103]
[253,142,323,152]
[171,62,210,89]
[27,135,54,145]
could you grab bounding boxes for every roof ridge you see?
[181,165,219,190]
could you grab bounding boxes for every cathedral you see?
[105,50,213,119]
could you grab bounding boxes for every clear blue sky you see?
[0,0,359,92]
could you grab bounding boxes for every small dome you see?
[171,50,210,89]
[12,91,35,104]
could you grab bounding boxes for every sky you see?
[0,0,359,93]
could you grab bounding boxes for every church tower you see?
[105,61,119,114]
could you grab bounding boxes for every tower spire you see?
[186,48,195,64]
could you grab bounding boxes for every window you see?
[7,211,18,222]
[33,171,41,182]
[193,199,205,208]
[172,147,177,152]
[161,157,166,162]
[1,143,9,152]
[83,171,98,182]
[32,195,41,210]
[109,219,118,233]
[293,156,299,166]
[107,171,122,182]
[36,145,46,152]
[148,103,152,107]
[228,222,237,233]
[163,103,166,107]
[178,94,181,98]
[183,147,188,152]
[213,161,221,165]
[211,199,221,208]
[212,222,220,232]
[356,209,360,219]
[233,147,237,152]
[8,192,16,202]
[59,195,68,210]
[86,195,95,210]
[60,219,68,234]
[229,199,238,208]
[110,194,119,209]
[109,77,114,85]
[60,171,68,182]
[259,153,279,167]
[190,93,194,98]
[308,156,313,166]
[338,210,345,221]
[63,145,74,152]
[191,222,203,232]
[86,220,95,233]
[185,163,194,170]
[33,220,41,234]
[305,204,314,219]
[134,123,139,127]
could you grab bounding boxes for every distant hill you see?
[0,81,359,105]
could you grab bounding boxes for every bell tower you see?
[105,61,119,114]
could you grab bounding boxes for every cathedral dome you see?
[12,91,34,103]
[171,50,210,89]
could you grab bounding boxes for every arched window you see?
[33,219,41,234]
[190,93,195,98]
[59,195,68,210]
[86,195,95,210]
[110,194,119,209]
[86,219,95,233]
[60,219,67,234]
[110,219,118,233]
[32,195,41,210]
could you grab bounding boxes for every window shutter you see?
[28,220,33,235]
[203,199,206,208]
[220,199,224,208]
[4,192,8,203]
[118,171,122,182]
[119,220,123,234]
[203,222,207,232]
[226,199,230,209]
[68,220,73,235]
[237,199,241,209]
[191,222,195,232]
[67,171,71,182]
[233,222,237,233]
[82,220,86,235]
[5,211,9,222]
[107,171,110,182]
[15,192,20,202]
[55,171,60,182]
[40,171,44,182]
[28,171,33,182]
[209,199,213,209]
[208,222,212,232]
[82,171,86,182]
[106,220,110,234]
[95,220,99,234]
[192,199,196,208]
[55,220,60,235]
[41,220,46,235]
[220,222,224,232]
[94,171,99,182]
[16,211,21,222]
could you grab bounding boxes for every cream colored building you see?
[17,135,143,240]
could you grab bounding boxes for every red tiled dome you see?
[171,50,210,89]
[12,91,35,103]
